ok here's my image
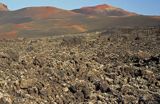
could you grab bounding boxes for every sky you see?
[0,0,160,15]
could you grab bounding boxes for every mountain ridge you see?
[0,3,160,39]
[0,3,8,11]
[72,4,137,16]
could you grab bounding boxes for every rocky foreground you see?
[0,27,160,104]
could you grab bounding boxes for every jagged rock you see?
[68,85,77,93]
[94,81,111,93]
[0,27,159,103]
[82,87,90,99]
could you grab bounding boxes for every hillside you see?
[72,4,137,16]
[0,3,8,11]
[0,3,160,39]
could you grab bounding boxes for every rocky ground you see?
[0,27,160,104]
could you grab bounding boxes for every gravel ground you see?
[0,27,160,104]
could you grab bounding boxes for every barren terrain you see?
[0,27,159,104]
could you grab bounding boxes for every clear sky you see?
[0,0,160,15]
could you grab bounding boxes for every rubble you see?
[0,27,160,103]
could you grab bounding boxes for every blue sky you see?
[1,0,160,15]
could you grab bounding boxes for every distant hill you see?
[12,6,77,19]
[0,3,160,39]
[0,3,8,11]
[72,4,137,16]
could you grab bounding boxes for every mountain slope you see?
[0,3,8,11]
[0,6,77,23]
[73,4,137,16]
[12,6,77,19]
[0,6,87,38]
[0,3,160,39]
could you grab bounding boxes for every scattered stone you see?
[105,76,113,84]
[94,81,111,93]
[117,95,124,104]
[63,87,69,92]
[155,81,160,87]
[68,85,77,93]
[0,96,12,104]
[134,69,143,77]
[82,87,90,99]
[138,96,146,104]
[20,78,37,89]
[32,57,44,67]
[0,27,159,103]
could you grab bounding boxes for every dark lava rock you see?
[75,91,84,102]
[138,96,146,104]
[69,85,77,93]
[0,27,160,103]
[117,95,124,104]
[156,74,160,81]
[26,46,34,52]
[94,81,111,93]
[134,69,143,77]
[32,57,43,67]
[82,87,90,99]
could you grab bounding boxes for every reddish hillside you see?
[0,3,160,39]
[73,4,137,16]
[15,6,77,19]
[0,3,8,11]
